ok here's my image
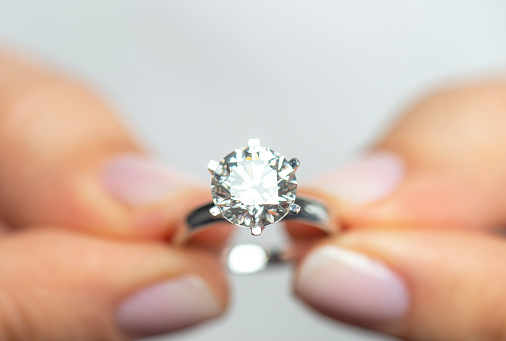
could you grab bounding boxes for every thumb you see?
[306,80,506,229]
[0,50,204,239]
[0,228,227,340]
[294,228,506,341]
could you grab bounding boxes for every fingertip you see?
[0,228,230,340]
[293,241,409,328]
[300,151,408,229]
[116,274,224,337]
[112,245,230,338]
[100,154,198,207]
[294,228,506,341]
[306,151,405,206]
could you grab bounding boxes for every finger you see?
[0,218,11,234]
[0,227,228,340]
[305,80,506,230]
[0,50,204,238]
[294,228,506,341]
[183,223,236,253]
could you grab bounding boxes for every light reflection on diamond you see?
[229,160,278,205]
[211,143,297,229]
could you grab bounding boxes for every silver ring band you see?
[186,196,331,274]
[186,197,329,232]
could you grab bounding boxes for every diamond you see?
[210,139,298,233]
[229,160,278,205]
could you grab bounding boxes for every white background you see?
[1,1,506,340]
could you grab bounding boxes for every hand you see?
[0,51,228,340]
[292,80,506,340]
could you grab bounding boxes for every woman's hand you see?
[0,51,229,340]
[292,80,506,341]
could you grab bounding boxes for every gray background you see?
[1,1,506,340]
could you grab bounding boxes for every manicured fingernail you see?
[295,245,408,326]
[309,151,405,204]
[102,155,192,205]
[116,275,222,337]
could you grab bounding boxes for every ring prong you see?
[251,226,263,236]
[248,138,260,147]
[289,158,300,171]
[208,160,219,175]
[289,203,301,214]
[209,206,221,217]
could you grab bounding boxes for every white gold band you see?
[186,196,331,274]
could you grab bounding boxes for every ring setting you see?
[186,139,332,273]
[208,138,300,236]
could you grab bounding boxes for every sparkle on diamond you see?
[211,145,297,229]
[229,160,278,205]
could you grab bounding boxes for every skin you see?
[2,48,506,340]
[295,80,506,340]
[0,50,229,341]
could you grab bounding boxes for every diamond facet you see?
[210,140,298,231]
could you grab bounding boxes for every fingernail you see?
[102,155,192,205]
[309,151,405,204]
[295,245,408,326]
[116,275,222,337]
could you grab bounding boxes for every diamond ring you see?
[186,138,331,273]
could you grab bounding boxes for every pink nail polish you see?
[116,276,221,337]
[295,245,408,326]
[309,151,405,204]
[102,155,193,205]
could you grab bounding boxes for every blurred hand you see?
[0,51,228,340]
[292,80,506,340]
